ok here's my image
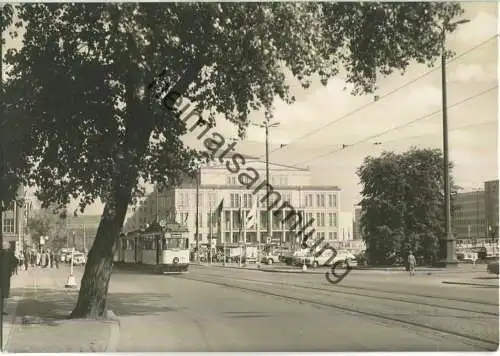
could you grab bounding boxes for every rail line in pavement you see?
[188,269,498,316]
[192,265,499,307]
[172,273,498,350]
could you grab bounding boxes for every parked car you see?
[262,252,280,265]
[486,260,499,275]
[304,251,358,268]
[71,252,87,265]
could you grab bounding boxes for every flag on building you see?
[213,199,224,223]
[214,199,224,241]
[245,197,258,229]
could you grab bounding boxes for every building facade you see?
[1,186,27,250]
[484,179,499,239]
[124,159,341,247]
[452,190,487,240]
[339,212,353,241]
[353,206,363,241]
[452,179,499,243]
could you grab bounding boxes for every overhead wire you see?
[264,34,498,158]
[308,120,497,156]
[291,85,498,167]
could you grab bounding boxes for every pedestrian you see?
[0,247,15,315]
[36,251,41,267]
[408,250,416,276]
[49,250,55,268]
[54,251,59,269]
[41,249,49,268]
[30,250,35,267]
[23,249,29,271]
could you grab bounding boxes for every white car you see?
[72,253,87,265]
[262,253,280,264]
[307,251,357,268]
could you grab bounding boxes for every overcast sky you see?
[4,2,498,216]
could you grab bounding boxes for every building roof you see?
[178,183,340,191]
[204,158,308,172]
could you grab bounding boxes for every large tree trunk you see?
[70,184,131,318]
[70,58,205,319]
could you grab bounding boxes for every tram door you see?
[156,233,162,265]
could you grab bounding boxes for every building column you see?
[243,210,247,243]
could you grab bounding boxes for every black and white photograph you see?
[0,1,498,352]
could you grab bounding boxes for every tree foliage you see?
[357,147,460,266]
[27,208,66,248]
[3,3,464,317]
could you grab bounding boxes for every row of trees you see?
[26,208,70,251]
[357,147,459,266]
[1,3,465,317]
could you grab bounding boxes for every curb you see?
[259,268,325,274]
[105,310,120,352]
[441,281,499,288]
[2,295,24,352]
[2,271,36,352]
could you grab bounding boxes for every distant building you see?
[484,179,499,239]
[1,186,27,250]
[64,214,101,251]
[339,212,353,241]
[452,179,499,243]
[124,158,341,248]
[452,190,486,240]
[353,206,363,241]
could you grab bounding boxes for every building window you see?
[260,211,268,229]
[224,211,231,230]
[231,177,237,185]
[2,218,14,234]
[316,194,320,207]
[328,232,333,240]
[320,195,325,208]
[230,193,241,208]
[226,177,231,185]
[305,194,312,207]
[243,194,253,208]
[328,213,337,227]
[320,213,325,226]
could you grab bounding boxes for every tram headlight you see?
[173,257,179,264]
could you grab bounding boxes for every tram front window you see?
[164,238,184,250]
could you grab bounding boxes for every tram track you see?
[191,269,498,316]
[194,265,499,306]
[173,273,499,350]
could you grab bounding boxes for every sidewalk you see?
[3,266,118,352]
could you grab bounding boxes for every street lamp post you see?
[439,18,470,267]
[251,119,280,267]
[195,166,200,263]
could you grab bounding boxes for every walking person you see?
[23,249,29,271]
[0,246,16,315]
[49,249,55,268]
[30,250,35,267]
[54,250,59,269]
[408,250,416,276]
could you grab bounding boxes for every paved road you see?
[108,265,499,352]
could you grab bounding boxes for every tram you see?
[114,221,190,273]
